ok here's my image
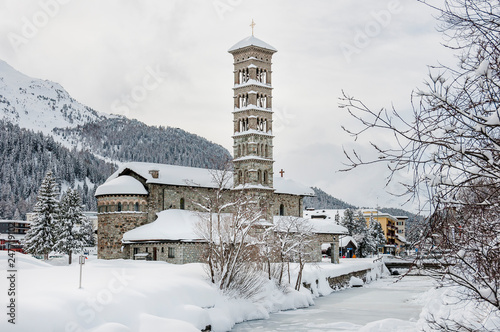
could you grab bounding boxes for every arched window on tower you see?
[257,170,262,183]
[180,198,185,210]
[117,202,122,212]
[237,145,241,157]
[279,204,285,216]
[238,170,243,184]
[257,118,263,131]
[264,144,268,158]
[263,170,268,184]
[135,202,139,212]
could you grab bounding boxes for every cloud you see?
[0,0,456,212]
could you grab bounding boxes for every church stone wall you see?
[126,242,207,264]
[273,193,304,217]
[97,211,148,259]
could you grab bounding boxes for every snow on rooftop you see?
[228,35,277,53]
[232,129,273,137]
[95,175,148,196]
[233,105,273,113]
[103,162,314,196]
[234,78,272,89]
[233,155,272,162]
[125,209,346,243]
[108,162,225,189]
[340,235,358,248]
[303,209,346,220]
[123,209,203,242]
[274,216,348,235]
[274,177,314,196]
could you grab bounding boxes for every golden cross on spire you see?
[250,19,256,36]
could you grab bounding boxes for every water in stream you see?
[232,276,435,331]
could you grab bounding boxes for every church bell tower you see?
[228,32,277,190]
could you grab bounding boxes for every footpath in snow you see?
[0,253,389,332]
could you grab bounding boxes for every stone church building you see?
[95,34,347,263]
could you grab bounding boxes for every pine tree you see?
[352,210,376,258]
[24,171,59,260]
[54,188,86,264]
[341,208,355,235]
[79,215,95,247]
[368,216,386,254]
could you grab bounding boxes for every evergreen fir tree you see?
[79,216,95,247]
[341,208,355,236]
[352,210,376,257]
[24,171,59,260]
[54,188,85,264]
[369,216,386,254]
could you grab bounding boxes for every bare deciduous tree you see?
[340,0,500,329]
[192,165,267,299]
[272,216,316,291]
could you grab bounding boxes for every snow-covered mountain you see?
[0,60,107,136]
[0,60,231,168]
[0,60,231,219]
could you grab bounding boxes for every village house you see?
[95,34,348,264]
[303,208,408,255]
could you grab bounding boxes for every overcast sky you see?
[0,0,457,212]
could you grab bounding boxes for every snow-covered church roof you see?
[99,162,313,196]
[123,210,347,243]
[274,216,348,235]
[123,209,203,242]
[95,175,148,196]
[228,35,277,53]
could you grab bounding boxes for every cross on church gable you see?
[250,19,256,36]
[279,169,285,177]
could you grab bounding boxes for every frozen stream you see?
[232,276,435,331]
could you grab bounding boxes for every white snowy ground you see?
[2,253,498,331]
[0,253,384,332]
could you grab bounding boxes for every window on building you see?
[117,202,122,212]
[133,248,139,259]
[135,202,139,212]
[180,198,185,210]
[279,204,285,216]
[145,247,148,253]
[168,247,175,258]
[161,247,164,253]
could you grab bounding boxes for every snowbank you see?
[0,253,385,331]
